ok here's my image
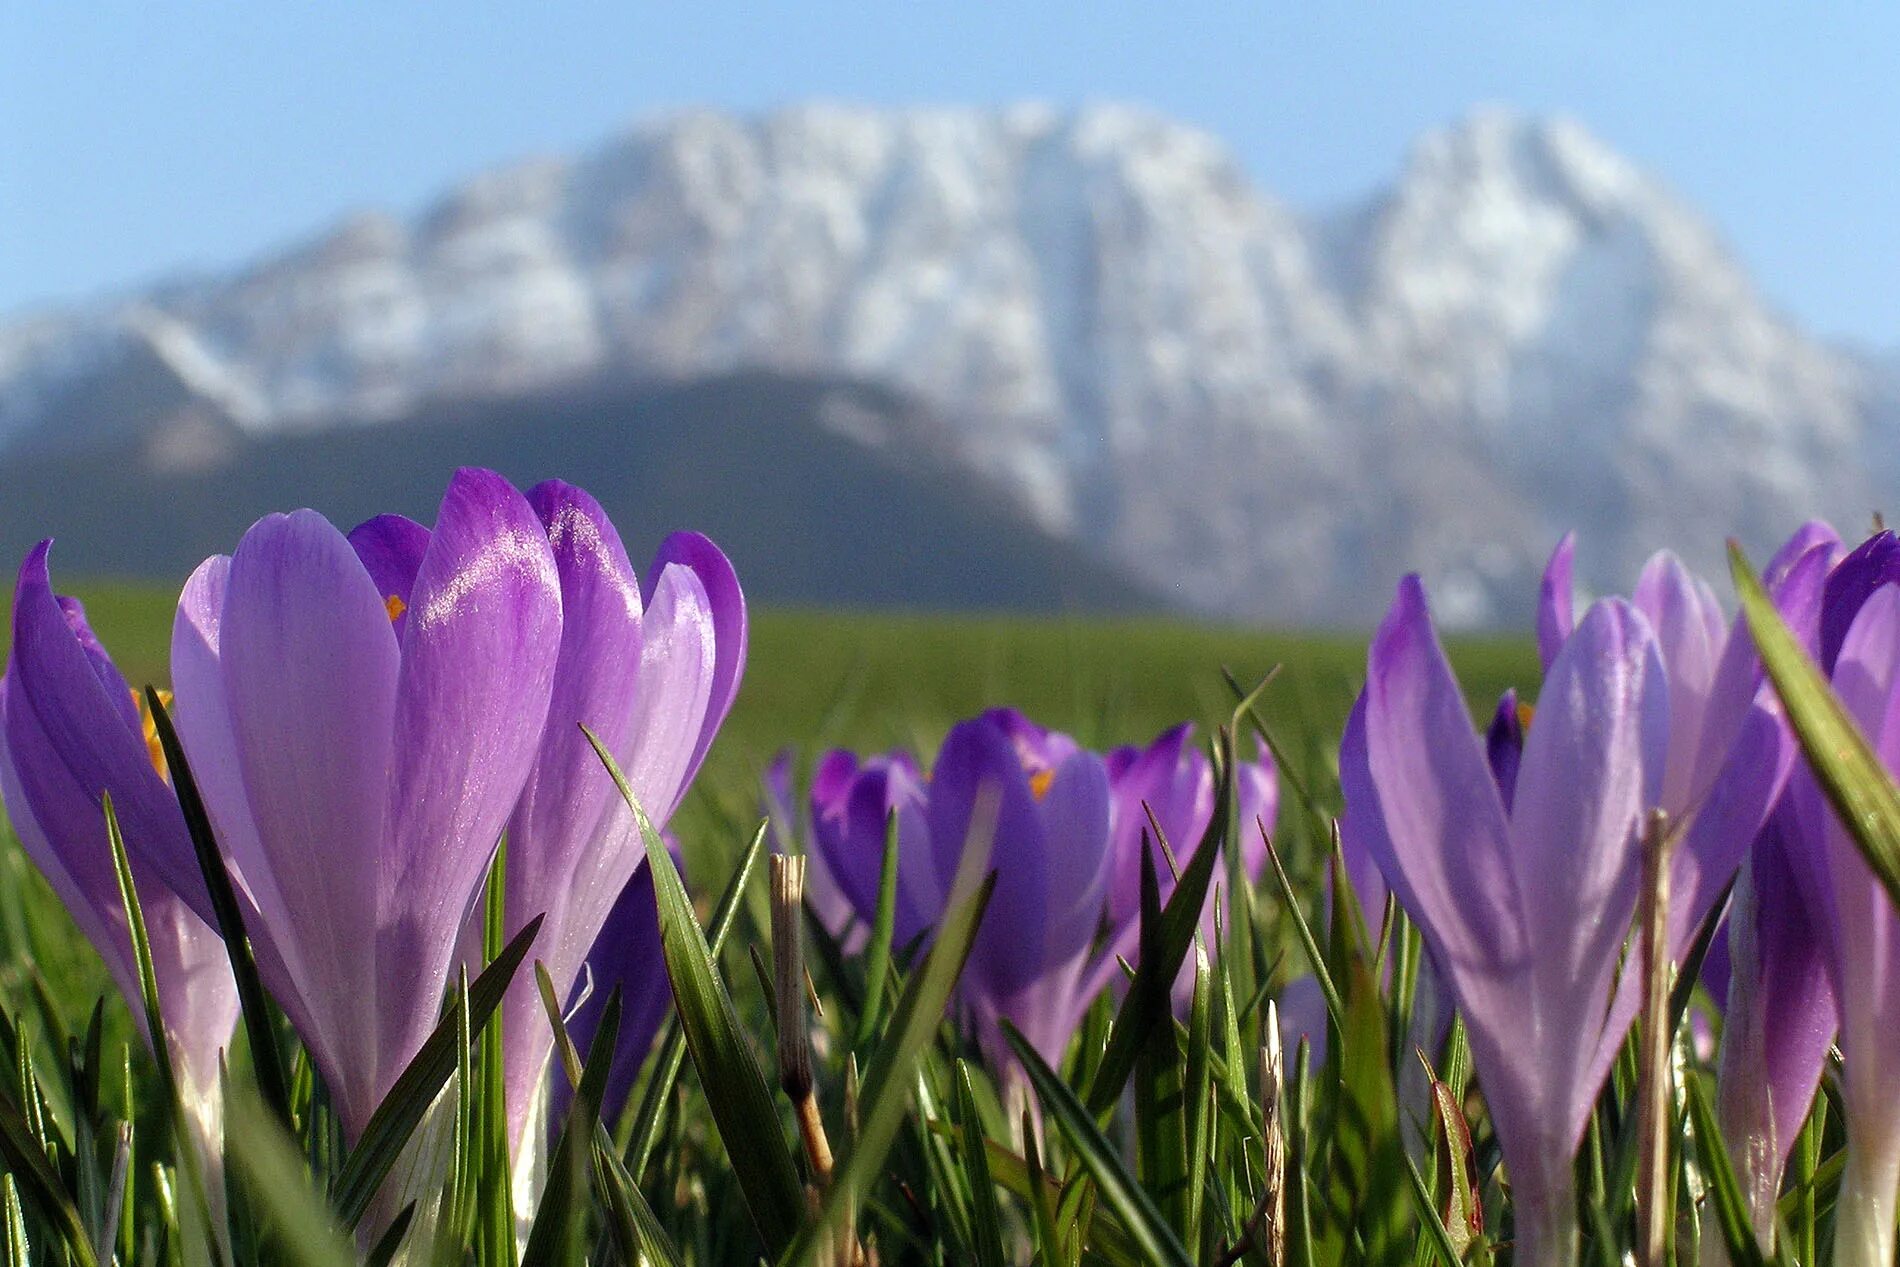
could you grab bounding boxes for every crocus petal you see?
[1717,805,1836,1223]
[1485,690,1524,811]
[1822,531,1900,673]
[1507,597,1668,1147]
[380,469,563,1089]
[1233,734,1277,883]
[217,509,402,1124]
[1631,551,1724,813]
[348,513,431,641]
[1536,532,1576,670]
[1361,576,1525,979]
[644,532,746,796]
[1764,520,1841,590]
[811,755,935,947]
[929,716,1049,998]
[1031,750,1112,960]
[491,480,645,1141]
[5,543,200,907]
[1336,697,1393,923]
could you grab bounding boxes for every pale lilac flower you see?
[1535,536,1798,1065]
[1343,576,1668,1266]
[163,468,563,1140]
[0,545,239,1151]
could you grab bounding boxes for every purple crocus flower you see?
[458,480,742,1158]
[1102,724,1275,1009]
[1534,536,1797,1067]
[1343,576,1668,1266]
[764,750,861,950]
[1785,530,1900,1267]
[811,709,1113,1090]
[164,468,563,1141]
[809,747,935,951]
[0,546,240,1154]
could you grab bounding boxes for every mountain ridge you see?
[2,102,1889,624]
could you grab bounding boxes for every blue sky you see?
[4,4,1897,344]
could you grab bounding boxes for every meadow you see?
[0,580,1557,1266]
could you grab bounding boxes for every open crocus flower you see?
[811,709,1113,1087]
[1535,534,1799,1063]
[1785,530,1900,1267]
[163,468,563,1141]
[464,480,742,1159]
[1102,724,1275,1008]
[1343,576,1668,1267]
[0,545,239,1159]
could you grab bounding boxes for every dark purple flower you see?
[1345,576,1668,1265]
[764,750,861,950]
[0,546,239,1149]
[811,711,1113,1089]
[166,468,563,1140]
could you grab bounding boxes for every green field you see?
[35,582,1540,867]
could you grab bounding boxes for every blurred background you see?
[2,4,1895,631]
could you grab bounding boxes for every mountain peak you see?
[0,102,1883,625]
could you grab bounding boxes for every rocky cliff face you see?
[1,104,1888,623]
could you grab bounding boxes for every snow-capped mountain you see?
[1,103,1889,624]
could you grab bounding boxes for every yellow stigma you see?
[1029,768,1055,801]
[134,688,173,779]
[1517,701,1535,732]
[385,593,407,622]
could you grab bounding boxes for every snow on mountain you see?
[0,103,1888,624]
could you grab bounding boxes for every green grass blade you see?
[223,1087,355,1267]
[1182,943,1215,1254]
[1731,541,1900,907]
[474,842,515,1267]
[1085,726,1237,1116]
[1,1175,26,1267]
[331,912,543,1229]
[521,985,620,1267]
[145,687,295,1130]
[105,794,215,1267]
[779,864,996,1267]
[1684,1072,1777,1267]
[585,725,805,1257]
[362,1203,415,1267]
[623,820,764,1179]
[1005,1022,1195,1267]
[952,1061,1007,1267]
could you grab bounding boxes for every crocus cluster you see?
[798,708,1275,1093]
[0,469,733,1196]
[1336,524,1872,1266]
